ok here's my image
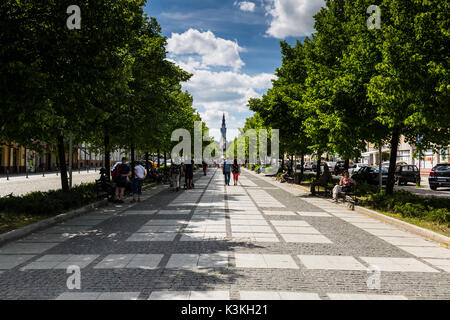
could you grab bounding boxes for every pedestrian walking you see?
[131,161,147,203]
[185,159,194,189]
[114,157,131,204]
[170,161,183,192]
[202,160,208,176]
[232,158,240,185]
[223,158,231,186]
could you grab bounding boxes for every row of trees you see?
[245,0,449,195]
[0,1,209,191]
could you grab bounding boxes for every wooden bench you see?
[312,183,333,197]
[336,186,358,210]
[95,178,115,201]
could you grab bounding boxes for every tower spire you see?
[220,113,227,157]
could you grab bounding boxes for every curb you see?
[246,168,450,246]
[353,205,450,246]
[0,181,158,247]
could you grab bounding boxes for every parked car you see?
[395,165,420,186]
[382,161,391,168]
[429,163,450,190]
[326,162,337,172]
[334,161,346,175]
[304,162,315,171]
[348,163,368,176]
[352,166,388,185]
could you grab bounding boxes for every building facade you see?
[361,136,449,171]
[0,142,118,174]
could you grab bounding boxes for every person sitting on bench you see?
[333,171,355,201]
[310,164,332,195]
[280,169,290,183]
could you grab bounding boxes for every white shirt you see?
[134,165,146,179]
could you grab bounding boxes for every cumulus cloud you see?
[167,29,276,140]
[234,1,256,12]
[265,0,325,38]
[167,29,245,72]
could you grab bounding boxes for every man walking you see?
[170,161,183,192]
[132,161,147,203]
[202,160,208,176]
[184,159,194,189]
[114,157,131,204]
[223,158,231,186]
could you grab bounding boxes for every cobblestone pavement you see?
[0,168,449,300]
[0,171,100,197]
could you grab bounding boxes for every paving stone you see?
[0,243,58,254]
[22,255,99,270]
[121,210,157,215]
[327,293,408,300]
[297,212,332,217]
[360,257,439,273]
[263,211,297,216]
[298,255,367,271]
[281,234,332,243]
[235,254,299,269]
[0,255,35,269]
[398,246,450,259]
[379,236,439,247]
[270,220,310,227]
[423,259,450,273]
[239,291,321,300]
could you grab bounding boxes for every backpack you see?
[232,164,239,173]
[172,164,180,175]
[112,165,121,181]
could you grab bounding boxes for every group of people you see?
[309,163,356,201]
[169,159,196,192]
[110,156,244,204]
[112,157,147,204]
[222,158,241,186]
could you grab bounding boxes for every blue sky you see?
[144,0,325,140]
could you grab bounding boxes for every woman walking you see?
[232,159,240,186]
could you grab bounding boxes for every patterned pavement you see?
[0,168,449,300]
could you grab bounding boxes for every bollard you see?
[42,168,45,177]
[6,169,9,181]
[26,169,29,179]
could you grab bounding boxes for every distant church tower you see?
[220,113,227,157]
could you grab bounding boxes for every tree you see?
[367,0,450,194]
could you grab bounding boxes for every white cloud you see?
[234,1,256,12]
[167,29,245,72]
[167,29,276,140]
[265,0,325,38]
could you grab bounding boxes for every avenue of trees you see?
[246,0,450,195]
[0,1,209,191]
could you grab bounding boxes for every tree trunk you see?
[130,145,135,179]
[344,159,350,171]
[104,133,111,181]
[57,135,69,192]
[301,153,305,177]
[316,151,322,179]
[145,152,150,172]
[386,128,400,195]
[157,149,161,168]
[164,152,167,167]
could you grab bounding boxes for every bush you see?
[365,190,450,227]
[0,183,97,216]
